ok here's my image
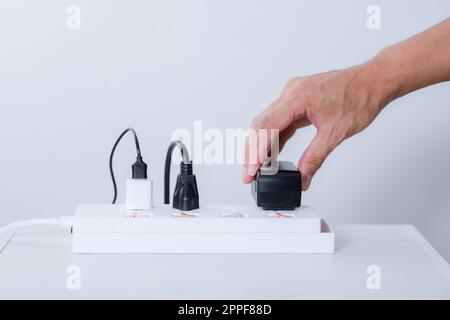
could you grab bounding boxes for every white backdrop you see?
[0,1,449,260]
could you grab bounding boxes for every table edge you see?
[399,225,450,282]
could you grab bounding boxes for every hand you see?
[243,62,393,190]
[243,18,450,190]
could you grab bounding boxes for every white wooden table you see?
[0,224,449,299]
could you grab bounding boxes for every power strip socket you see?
[72,204,335,254]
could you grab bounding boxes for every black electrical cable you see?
[164,142,179,204]
[109,128,144,204]
[164,141,190,204]
[164,140,199,211]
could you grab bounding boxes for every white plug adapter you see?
[126,178,153,210]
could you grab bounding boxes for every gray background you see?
[0,1,449,261]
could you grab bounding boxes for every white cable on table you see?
[0,216,74,237]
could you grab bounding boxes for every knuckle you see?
[286,76,303,89]
[253,114,271,129]
[285,77,298,88]
[284,77,315,105]
[297,78,315,94]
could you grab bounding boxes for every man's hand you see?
[243,64,390,190]
[243,18,450,190]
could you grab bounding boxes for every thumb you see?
[299,129,339,191]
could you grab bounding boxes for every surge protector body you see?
[72,204,335,253]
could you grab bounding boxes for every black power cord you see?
[109,128,147,204]
[164,141,199,211]
[164,141,188,204]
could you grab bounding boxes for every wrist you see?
[355,50,403,113]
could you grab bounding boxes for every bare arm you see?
[243,18,450,190]
[374,18,450,101]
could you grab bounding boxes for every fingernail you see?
[248,164,258,176]
[302,174,312,191]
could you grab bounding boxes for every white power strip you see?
[72,204,335,254]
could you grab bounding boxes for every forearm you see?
[364,18,450,108]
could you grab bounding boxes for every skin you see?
[243,18,450,190]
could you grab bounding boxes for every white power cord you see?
[0,216,74,237]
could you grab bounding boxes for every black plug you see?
[172,162,199,211]
[164,141,200,211]
[132,156,148,179]
[109,128,146,204]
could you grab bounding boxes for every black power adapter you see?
[252,161,302,210]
